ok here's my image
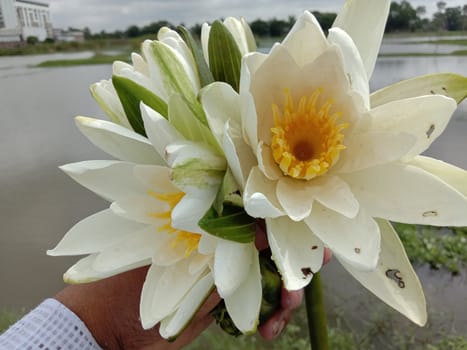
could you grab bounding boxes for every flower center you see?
[148,191,201,257]
[270,88,348,180]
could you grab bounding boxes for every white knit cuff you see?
[0,298,102,350]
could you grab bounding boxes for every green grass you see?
[35,53,130,67]
[0,309,23,334]
[187,303,467,350]
[394,224,467,274]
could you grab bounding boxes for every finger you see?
[323,248,333,265]
[258,309,291,340]
[281,288,304,311]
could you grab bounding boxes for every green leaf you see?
[177,26,214,88]
[213,169,243,215]
[148,40,197,102]
[168,94,222,153]
[112,75,168,136]
[371,73,467,107]
[199,204,255,243]
[208,20,243,92]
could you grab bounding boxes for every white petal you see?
[343,162,467,226]
[141,259,206,329]
[189,254,212,275]
[47,209,144,256]
[257,142,282,181]
[333,0,391,78]
[409,156,467,196]
[171,192,217,234]
[214,241,254,298]
[152,234,186,266]
[339,219,427,326]
[224,17,250,55]
[224,250,261,333]
[63,254,148,284]
[165,140,226,170]
[281,11,328,67]
[244,167,284,219]
[159,273,214,339]
[201,82,240,146]
[327,27,370,110]
[200,23,211,66]
[111,195,169,225]
[335,131,416,173]
[312,176,360,218]
[223,120,257,191]
[276,177,316,222]
[75,116,164,165]
[90,80,130,128]
[60,160,145,202]
[198,234,218,255]
[266,217,324,290]
[305,203,380,271]
[140,264,166,329]
[140,102,183,159]
[133,164,179,193]
[362,95,457,160]
[92,226,156,272]
[240,52,267,149]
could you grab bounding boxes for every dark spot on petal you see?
[301,267,314,279]
[426,124,435,138]
[430,90,435,94]
[385,269,405,289]
[354,248,361,254]
[442,86,447,92]
[423,210,438,217]
[311,245,318,250]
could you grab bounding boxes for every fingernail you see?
[272,319,286,337]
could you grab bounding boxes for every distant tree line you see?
[82,1,467,40]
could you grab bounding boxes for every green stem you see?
[305,272,329,350]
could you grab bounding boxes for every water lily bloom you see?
[48,102,262,337]
[201,1,467,326]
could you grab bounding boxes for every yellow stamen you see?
[148,190,201,257]
[270,88,348,180]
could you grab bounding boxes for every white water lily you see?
[201,17,256,67]
[201,1,467,327]
[49,99,262,336]
[89,26,201,132]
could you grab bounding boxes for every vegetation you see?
[36,53,130,67]
[394,224,467,274]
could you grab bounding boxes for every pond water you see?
[0,47,466,334]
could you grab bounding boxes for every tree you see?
[437,1,447,13]
[386,1,419,32]
[125,25,141,38]
[445,7,462,31]
[312,11,337,32]
[250,19,269,37]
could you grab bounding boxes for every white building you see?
[0,0,52,43]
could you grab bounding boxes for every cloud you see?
[47,0,466,33]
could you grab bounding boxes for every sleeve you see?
[0,298,102,350]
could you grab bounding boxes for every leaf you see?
[199,204,255,243]
[112,75,168,136]
[371,73,467,107]
[177,26,214,88]
[213,169,243,215]
[168,94,221,153]
[208,20,243,92]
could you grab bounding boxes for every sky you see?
[47,0,467,33]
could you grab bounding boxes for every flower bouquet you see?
[48,0,467,348]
